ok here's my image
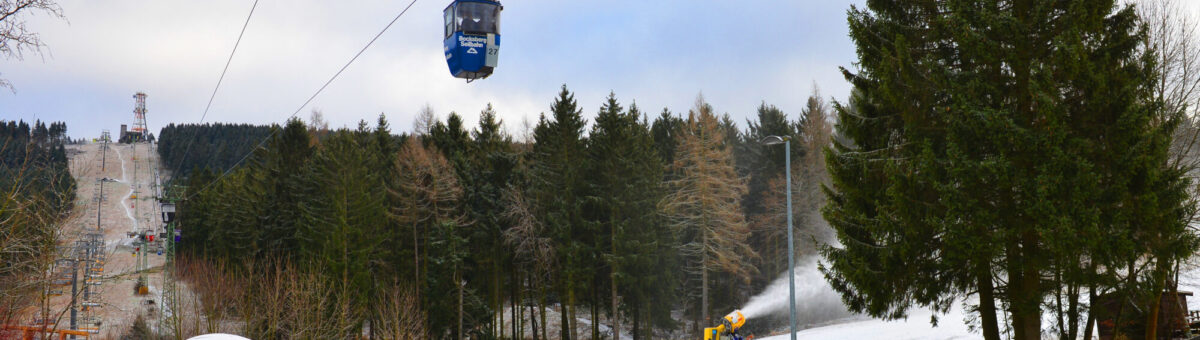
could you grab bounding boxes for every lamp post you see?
[761,135,796,340]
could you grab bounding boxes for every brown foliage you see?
[662,95,757,322]
[177,256,426,339]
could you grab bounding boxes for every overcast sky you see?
[0,0,867,139]
[42,0,1194,140]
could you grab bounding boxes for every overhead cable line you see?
[171,0,261,175]
[187,0,420,200]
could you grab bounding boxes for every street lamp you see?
[761,135,796,340]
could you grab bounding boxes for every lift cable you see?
[186,0,420,200]
[171,0,261,175]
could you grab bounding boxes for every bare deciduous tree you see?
[413,104,437,136]
[795,88,835,246]
[389,137,467,335]
[0,0,64,91]
[1136,0,1200,172]
[661,95,756,328]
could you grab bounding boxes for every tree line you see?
[160,86,835,339]
[0,119,76,327]
[157,123,273,178]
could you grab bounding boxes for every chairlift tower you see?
[157,185,184,336]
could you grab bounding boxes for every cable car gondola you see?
[443,0,502,81]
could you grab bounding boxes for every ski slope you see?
[759,305,977,340]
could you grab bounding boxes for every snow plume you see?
[739,256,854,327]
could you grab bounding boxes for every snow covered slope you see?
[759,305,977,340]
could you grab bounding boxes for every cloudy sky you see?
[5,1,849,139]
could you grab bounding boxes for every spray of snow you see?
[739,256,854,327]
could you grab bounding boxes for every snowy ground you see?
[755,262,1200,340]
[758,305,976,340]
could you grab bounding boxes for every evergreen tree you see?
[650,108,684,167]
[296,131,388,334]
[465,104,518,339]
[821,2,1197,340]
[530,85,590,340]
[586,94,675,340]
[256,118,313,259]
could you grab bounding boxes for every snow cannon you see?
[703,310,750,340]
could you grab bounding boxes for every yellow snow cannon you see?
[703,310,749,340]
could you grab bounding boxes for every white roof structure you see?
[187,334,252,340]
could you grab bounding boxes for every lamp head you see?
[760,135,787,145]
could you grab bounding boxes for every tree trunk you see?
[1018,261,1042,339]
[1068,282,1080,340]
[530,282,540,340]
[592,285,600,340]
[702,243,710,328]
[513,266,520,340]
[1146,257,1171,340]
[570,283,578,340]
[632,303,641,340]
[560,278,573,340]
[612,277,620,340]
[495,253,502,340]
[1115,259,1138,340]
[413,222,421,305]
[458,266,464,340]
[1147,291,1162,340]
[1084,286,1096,340]
[611,215,621,340]
[540,281,548,340]
[977,269,1001,340]
[1006,238,1042,340]
[1054,272,1065,339]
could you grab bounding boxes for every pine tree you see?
[585,94,673,340]
[530,85,589,340]
[257,118,313,259]
[650,109,684,167]
[465,103,518,339]
[662,95,755,331]
[296,131,388,334]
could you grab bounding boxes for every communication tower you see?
[131,92,148,142]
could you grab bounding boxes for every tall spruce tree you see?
[530,85,590,340]
[822,1,1197,340]
[257,118,313,259]
[651,109,685,167]
[585,94,674,340]
[465,104,518,339]
[296,131,388,333]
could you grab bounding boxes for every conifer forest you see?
[4,0,1200,339]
